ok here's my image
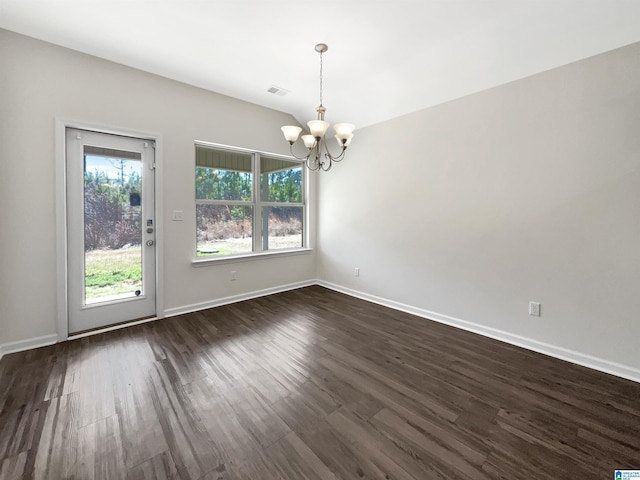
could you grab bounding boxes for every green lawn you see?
[85,247,142,300]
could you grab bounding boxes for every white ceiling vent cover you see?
[268,86,290,96]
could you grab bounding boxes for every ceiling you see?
[2,0,640,130]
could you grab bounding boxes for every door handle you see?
[146,240,154,247]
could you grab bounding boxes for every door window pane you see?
[84,153,143,304]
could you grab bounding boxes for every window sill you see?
[191,247,312,267]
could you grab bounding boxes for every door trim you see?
[55,118,164,341]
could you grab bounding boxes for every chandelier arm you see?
[328,148,346,163]
[306,155,321,171]
[304,143,322,171]
[288,143,314,162]
[320,136,347,162]
[306,159,320,171]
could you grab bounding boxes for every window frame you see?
[193,141,308,264]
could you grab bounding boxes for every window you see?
[195,143,305,258]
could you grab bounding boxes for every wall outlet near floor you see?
[354,267,360,277]
[230,270,237,281]
[529,301,541,317]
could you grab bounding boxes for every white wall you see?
[318,41,640,375]
[0,29,315,350]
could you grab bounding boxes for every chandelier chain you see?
[319,49,323,106]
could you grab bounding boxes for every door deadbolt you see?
[146,240,154,246]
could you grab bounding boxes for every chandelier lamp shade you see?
[281,43,354,172]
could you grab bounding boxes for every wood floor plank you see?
[325,407,420,480]
[32,393,78,480]
[307,362,385,421]
[482,425,596,480]
[318,339,463,421]
[157,403,219,480]
[271,380,342,435]
[42,342,71,402]
[0,451,27,480]
[184,377,260,462]
[0,350,53,439]
[1,286,639,480]
[125,451,179,480]
[265,432,339,480]
[146,364,221,480]
[319,355,460,423]
[114,379,168,470]
[76,343,117,428]
[0,402,42,463]
[296,421,388,480]
[76,414,126,479]
[224,385,292,449]
[371,407,490,478]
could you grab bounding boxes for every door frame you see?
[55,118,164,341]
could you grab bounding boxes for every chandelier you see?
[281,43,354,172]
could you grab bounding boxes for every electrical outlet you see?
[529,301,541,317]
[230,270,237,281]
[354,267,360,277]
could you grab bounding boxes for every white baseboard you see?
[316,280,640,384]
[0,334,58,361]
[163,280,316,318]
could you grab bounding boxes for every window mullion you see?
[302,164,307,249]
[253,152,261,253]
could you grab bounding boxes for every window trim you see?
[191,247,312,267]
[193,140,307,263]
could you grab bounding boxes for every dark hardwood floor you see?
[1,286,639,479]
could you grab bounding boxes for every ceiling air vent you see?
[268,85,290,96]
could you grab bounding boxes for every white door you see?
[66,128,156,334]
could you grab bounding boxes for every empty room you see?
[1,1,639,479]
